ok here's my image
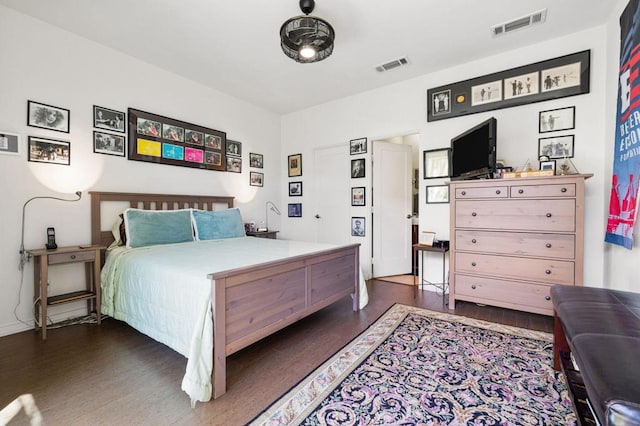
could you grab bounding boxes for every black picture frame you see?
[226,140,242,157]
[289,181,302,196]
[93,105,125,133]
[249,171,263,187]
[427,50,590,122]
[288,153,302,177]
[538,135,574,159]
[351,187,365,206]
[351,158,365,178]
[288,203,302,217]
[250,152,263,168]
[426,185,449,204]
[28,136,70,166]
[128,108,226,171]
[0,131,20,156]
[93,131,125,157]
[423,148,450,179]
[539,106,575,133]
[540,160,556,173]
[27,100,70,133]
[351,217,365,237]
[350,137,367,155]
[226,156,242,173]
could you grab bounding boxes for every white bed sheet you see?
[101,237,368,403]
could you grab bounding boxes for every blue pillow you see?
[192,208,245,240]
[124,208,194,248]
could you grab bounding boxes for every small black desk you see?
[412,244,449,305]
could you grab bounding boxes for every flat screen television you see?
[450,117,497,180]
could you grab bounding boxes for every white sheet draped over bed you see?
[101,237,368,403]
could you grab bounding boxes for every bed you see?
[89,191,363,403]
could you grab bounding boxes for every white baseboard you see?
[0,306,90,337]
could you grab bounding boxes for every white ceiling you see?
[0,0,617,114]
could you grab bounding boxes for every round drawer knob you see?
[495,190,501,194]
[545,269,551,275]
[545,296,551,301]
[546,213,552,218]
[471,262,477,267]
[561,187,567,193]
[70,255,76,259]
[461,191,467,196]
[545,243,552,248]
[471,285,476,290]
[471,239,477,244]
[471,212,477,217]
[518,189,524,194]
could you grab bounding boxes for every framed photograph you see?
[289,181,302,196]
[540,160,556,173]
[0,131,20,156]
[427,50,590,122]
[226,140,242,156]
[93,131,125,157]
[249,171,263,187]
[28,100,70,133]
[471,80,503,106]
[28,136,70,165]
[226,156,242,173]
[250,152,263,168]
[431,89,451,116]
[288,153,302,177]
[350,137,367,155]
[288,203,302,218]
[539,106,575,133]
[162,124,184,142]
[93,105,125,133]
[423,148,450,179]
[351,158,365,178]
[538,135,574,159]
[128,108,226,172]
[351,187,365,206]
[426,185,449,204]
[351,217,365,237]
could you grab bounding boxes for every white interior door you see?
[373,141,413,277]
[313,144,349,244]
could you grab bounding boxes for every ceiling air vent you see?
[491,9,547,37]
[375,56,410,73]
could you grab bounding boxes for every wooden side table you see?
[28,245,105,340]
[246,231,278,239]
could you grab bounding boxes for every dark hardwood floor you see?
[0,280,552,425]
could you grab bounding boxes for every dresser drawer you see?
[455,230,575,259]
[455,186,508,199]
[455,274,555,312]
[48,250,96,265]
[455,252,574,285]
[455,199,576,232]
[510,183,576,198]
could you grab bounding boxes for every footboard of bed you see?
[208,244,360,398]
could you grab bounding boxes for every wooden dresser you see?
[448,174,591,315]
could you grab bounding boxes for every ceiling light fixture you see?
[280,0,335,64]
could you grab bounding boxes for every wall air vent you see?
[491,9,547,37]
[375,56,410,73]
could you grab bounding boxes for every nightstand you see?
[28,245,105,340]
[246,231,278,239]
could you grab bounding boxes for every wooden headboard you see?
[90,191,235,248]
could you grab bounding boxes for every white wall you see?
[0,6,282,336]
[603,0,640,292]
[281,26,609,286]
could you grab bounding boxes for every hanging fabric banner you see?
[606,0,640,249]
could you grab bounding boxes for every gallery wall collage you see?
[350,137,367,237]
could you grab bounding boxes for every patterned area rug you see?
[250,304,575,425]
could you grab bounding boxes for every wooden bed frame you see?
[89,191,360,399]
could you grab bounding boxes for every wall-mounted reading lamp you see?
[259,201,281,232]
[18,191,82,270]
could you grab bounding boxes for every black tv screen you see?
[450,117,497,180]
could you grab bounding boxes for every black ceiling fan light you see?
[280,0,335,63]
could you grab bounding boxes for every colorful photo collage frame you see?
[127,108,226,171]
